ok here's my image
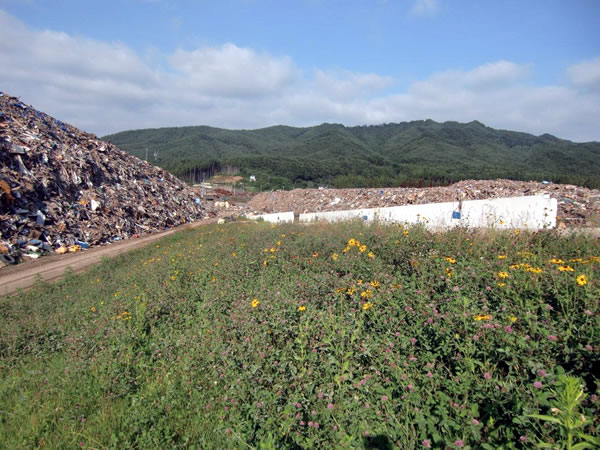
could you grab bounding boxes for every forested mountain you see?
[102,120,600,190]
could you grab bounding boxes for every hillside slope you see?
[103,120,600,189]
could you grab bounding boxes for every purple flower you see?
[534,381,543,389]
[548,335,558,341]
[520,435,527,442]
[537,369,547,377]
[422,439,431,448]
[586,344,593,351]
[327,403,334,410]
[381,395,389,402]
[307,421,313,427]
[453,286,460,292]
[472,418,480,426]
[454,439,465,447]
[585,309,592,316]
[426,372,433,378]
[504,325,513,333]
[314,422,320,429]
[484,372,491,380]
[317,391,324,399]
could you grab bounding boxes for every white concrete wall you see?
[250,211,295,224]
[298,195,556,230]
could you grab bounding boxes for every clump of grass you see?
[0,222,598,448]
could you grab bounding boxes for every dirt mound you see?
[0,92,211,264]
[246,179,600,227]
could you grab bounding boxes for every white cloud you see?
[568,57,600,88]
[0,10,599,142]
[410,0,440,16]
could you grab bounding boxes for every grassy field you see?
[1,222,599,449]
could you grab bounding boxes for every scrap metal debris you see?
[0,92,212,264]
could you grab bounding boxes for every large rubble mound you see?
[245,179,600,227]
[0,92,211,264]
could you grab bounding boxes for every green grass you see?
[1,222,599,448]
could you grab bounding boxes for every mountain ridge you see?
[102,120,600,190]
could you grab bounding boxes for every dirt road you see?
[0,219,216,297]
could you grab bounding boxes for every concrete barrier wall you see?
[250,196,557,230]
[250,211,295,224]
[298,195,557,230]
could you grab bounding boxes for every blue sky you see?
[1,0,599,141]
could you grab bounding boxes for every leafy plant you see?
[529,375,600,449]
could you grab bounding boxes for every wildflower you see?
[538,369,547,377]
[454,440,465,448]
[534,381,543,389]
[445,257,456,264]
[570,257,583,262]
[363,302,373,311]
[370,280,380,288]
[548,335,558,341]
[498,255,507,259]
[312,252,319,257]
[497,282,506,287]
[504,325,513,333]
[497,271,509,279]
[335,287,345,294]
[343,246,351,253]
[381,395,388,402]
[170,275,176,281]
[361,290,373,299]
[526,266,543,274]
[298,305,306,312]
[509,264,520,269]
[327,403,334,410]
[251,298,260,308]
[347,287,356,295]
[483,372,491,380]
[576,274,588,286]
[90,306,96,312]
[368,252,375,259]
[422,439,431,448]
[359,245,367,253]
[474,314,492,321]
[551,258,565,264]
[557,265,574,272]
[509,316,518,322]
[403,229,409,236]
[332,253,339,261]
[472,418,480,426]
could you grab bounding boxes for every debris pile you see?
[245,180,600,227]
[0,92,211,264]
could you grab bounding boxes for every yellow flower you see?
[357,279,363,285]
[498,255,507,259]
[445,257,456,264]
[263,259,268,267]
[526,267,543,274]
[359,245,367,253]
[170,275,176,281]
[361,290,374,299]
[335,287,345,294]
[402,229,409,236]
[362,302,373,311]
[569,258,583,263]
[368,251,375,259]
[474,314,492,321]
[509,316,518,322]
[276,240,281,246]
[343,245,351,253]
[298,305,306,312]
[370,280,380,288]
[509,264,520,269]
[557,265,574,272]
[348,238,357,246]
[332,253,339,261]
[347,287,356,295]
[498,271,509,279]
[576,274,588,286]
[497,282,506,287]
[251,298,260,308]
[445,267,454,277]
[90,306,96,312]
[550,258,564,264]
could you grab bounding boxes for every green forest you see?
[102,120,600,190]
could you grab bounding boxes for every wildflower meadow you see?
[0,221,598,448]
